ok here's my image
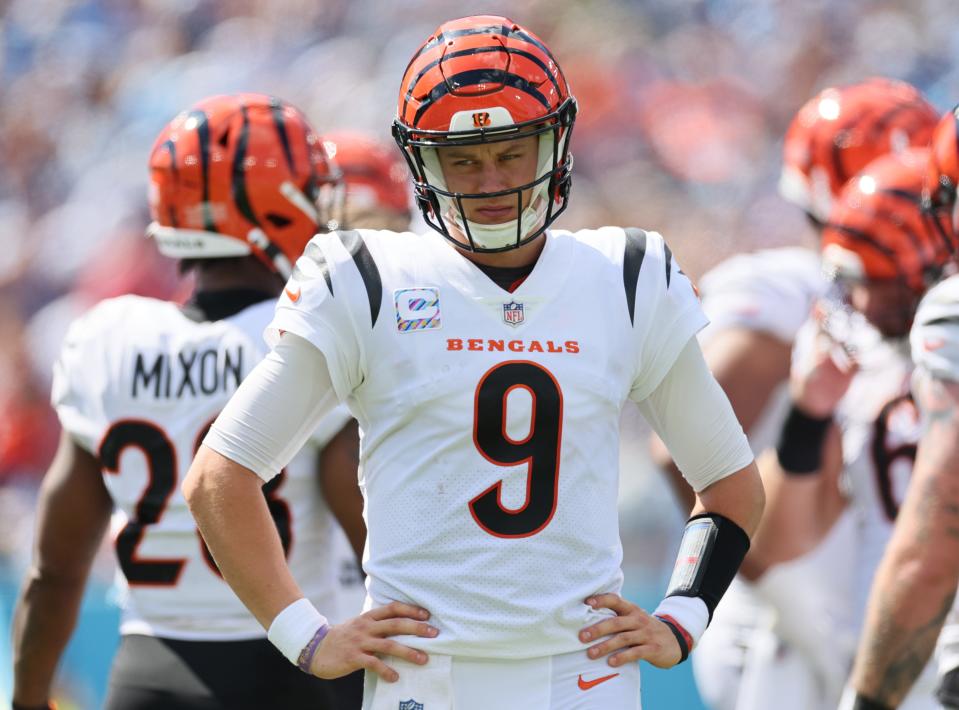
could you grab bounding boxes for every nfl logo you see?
[399,701,424,710]
[503,301,524,327]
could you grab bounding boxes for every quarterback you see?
[184,16,764,709]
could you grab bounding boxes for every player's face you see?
[847,278,920,339]
[436,135,539,224]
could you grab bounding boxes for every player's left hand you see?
[578,594,682,669]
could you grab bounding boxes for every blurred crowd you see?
[3,0,959,486]
[1,0,957,705]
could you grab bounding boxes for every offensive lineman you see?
[682,79,939,710]
[843,106,959,710]
[184,16,764,710]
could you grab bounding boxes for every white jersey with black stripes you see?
[215,226,750,659]
[52,294,351,640]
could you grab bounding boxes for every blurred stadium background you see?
[2,0,958,707]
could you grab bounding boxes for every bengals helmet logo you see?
[472,112,491,127]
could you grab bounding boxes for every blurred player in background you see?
[324,130,414,233]
[184,15,764,710]
[10,93,365,710]
[747,145,956,710]
[844,106,959,710]
[657,78,940,710]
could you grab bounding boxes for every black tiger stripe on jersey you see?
[413,69,550,125]
[623,228,648,326]
[663,242,673,289]
[297,242,333,295]
[401,47,561,122]
[187,110,216,233]
[338,230,383,328]
[926,315,959,326]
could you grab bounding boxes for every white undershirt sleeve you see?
[633,336,754,492]
[203,333,342,482]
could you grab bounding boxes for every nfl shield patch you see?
[399,700,424,710]
[503,300,524,327]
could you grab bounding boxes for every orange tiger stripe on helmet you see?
[821,148,950,294]
[780,78,938,223]
[148,93,341,276]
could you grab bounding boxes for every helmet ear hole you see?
[265,213,293,228]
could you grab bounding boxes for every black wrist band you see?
[12,702,55,710]
[653,614,690,664]
[851,692,893,710]
[775,402,832,474]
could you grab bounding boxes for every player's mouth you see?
[472,204,516,223]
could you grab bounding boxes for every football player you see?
[183,16,764,710]
[843,106,959,710]
[10,94,368,710]
[661,78,939,710]
[749,145,956,710]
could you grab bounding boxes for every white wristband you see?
[652,596,709,648]
[267,598,328,665]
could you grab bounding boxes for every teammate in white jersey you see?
[750,145,956,710]
[183,15,765,710]
[9,94,366,710]
[659,78,939,710]
[844,107,959,710]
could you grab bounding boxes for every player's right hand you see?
[789,325,858,418]
[308,601,438,682]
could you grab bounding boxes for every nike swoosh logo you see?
[577,672,620,690]
[285,286,301,303]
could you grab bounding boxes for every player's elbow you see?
[181,445,218,516]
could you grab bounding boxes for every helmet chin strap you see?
[444,188,548,250]
[423,130,561,251]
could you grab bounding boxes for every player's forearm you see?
[12,572,87,705]
[184,446,306,629]
[693,461,765,537]
[852,413,959,705]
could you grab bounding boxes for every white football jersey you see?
[699,246,826,455]
[268,227,708,658]
[52,294,350,640]
[817,316,917,626]
[692,248,840,710]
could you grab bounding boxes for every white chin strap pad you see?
[423,131,558,250]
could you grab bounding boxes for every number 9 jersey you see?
[51,294,351,640]
[267,226,712,658]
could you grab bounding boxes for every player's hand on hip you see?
[309,601,438,682]
[578,594,682,669]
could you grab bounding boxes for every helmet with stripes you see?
[323,130,413,231]
[822,148,950,296]
[779,78,938,225]
[147,93,341,277]
[925,105,959,251]
[393,15,577,252]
